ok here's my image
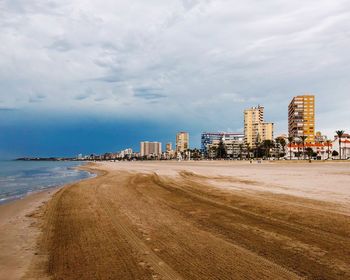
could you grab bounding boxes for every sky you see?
[1,0,350,158]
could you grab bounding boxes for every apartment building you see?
[288,95,315,143]
[176,132,189,153]
[140,141,162,157]
[244,105,274,147]
[166,143,172,152]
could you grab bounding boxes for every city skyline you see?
[1,95,347,158]
[1,1,349,158]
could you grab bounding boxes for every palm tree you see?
[246,144,252,159]
[279,138,286,159]
[254,138,260,159]
[300,136,308,160]
[191,148,201,160]
[295,138,301,160]
[336,130,345,159]
[288,136,294,160]
[217,139,227,159]
[305,147,313,160]
[239,144,244,160]
[262,140,274,159]
[275,138,281,160]
[325,140,331,159]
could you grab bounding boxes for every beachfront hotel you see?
[140,141,162,157]
[176,132,189,153]
[244,105,274,147]
[288,95,315,143]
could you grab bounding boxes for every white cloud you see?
[0,0,349,136]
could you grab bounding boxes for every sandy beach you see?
[1,161,350,279]
[0,189,58,280]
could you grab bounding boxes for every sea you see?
[0,160,94,205]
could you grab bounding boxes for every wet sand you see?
[2,161,350,279]
[0,189,58,280]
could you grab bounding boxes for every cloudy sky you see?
[1,0,349,157]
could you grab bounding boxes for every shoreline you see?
[0,187,61,280]
[0,185,64,206]
[0,163,98,280]
[0,161,95,206]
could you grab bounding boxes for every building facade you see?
[244,105,274,147]
[201,132,244,154]
[165,143,175,159]
[206,136,245,158]
[140,141,162,157]
[315,131,328,143]
[288,95,315,143]
[166,143,172,152]
[176,132,189,154]
[332,133,350,159]
[286,142,332,160]
[119,148,133,158]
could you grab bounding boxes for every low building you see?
[201,132,244,155]
[286,142,332,160]
[332,133,350,159]
[315,131,328,143]
[205,133,245,159]
[119,148,133,159]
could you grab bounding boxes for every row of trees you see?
[336,130,345,159]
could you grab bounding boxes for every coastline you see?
[0,160,95,206]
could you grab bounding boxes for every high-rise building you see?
[166,143,172,152]
[288,95,315,143]
[176,132,189,153]
[244,105,274,147]
[140,141,162,157]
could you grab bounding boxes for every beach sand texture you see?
[2,161,350,279]
[0,190,56,280]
